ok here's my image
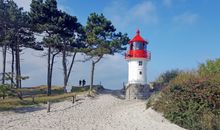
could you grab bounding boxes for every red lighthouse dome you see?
[125,30,151,60]
[129,30,148,44]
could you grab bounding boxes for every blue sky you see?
[1,0,220,89]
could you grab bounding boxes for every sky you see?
[1,0,220,89]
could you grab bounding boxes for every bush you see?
[199,58,220,76]
[152,69,182,91]
[150,59,220,130]
[155,69,181,85]
[153,72,220,130]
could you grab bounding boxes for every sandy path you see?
[0,90,185,130]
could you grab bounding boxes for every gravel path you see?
[0,90,185,130]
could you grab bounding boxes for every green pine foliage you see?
[150,59,220,130]
[0,84,16,99]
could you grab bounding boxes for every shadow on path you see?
[14,106,46,113]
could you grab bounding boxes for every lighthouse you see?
[125,30,151,99]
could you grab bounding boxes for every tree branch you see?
[66,52,77,81]
[93,55,103,64]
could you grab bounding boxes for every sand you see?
[0,90,185,130]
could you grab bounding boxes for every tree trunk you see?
[62,49,77,93]
[11,47,15,88]
[67,52,77,81]
[15,43,19,88]
[62,48,67,92]
[47,47,52,96]
[18,50,21,88]
[47,47,59,96]
[89,56,103,95]
[15,41,21,89]
[15,40,22,100]
[89,61,95,95]
[2,44,7,84]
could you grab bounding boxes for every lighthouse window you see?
[139,71,142,75]
[133,42,143,50]
[139,61,143,66]
[144,44,147,50]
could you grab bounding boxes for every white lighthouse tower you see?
[125,30,151,99]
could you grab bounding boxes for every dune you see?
[0,90,185,130]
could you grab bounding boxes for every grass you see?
[0,92,89,111]
[71,85,90,92]
[0,85,104,111]
[15,85,64,97]
[71,85,104,93]
[0,85,89,111]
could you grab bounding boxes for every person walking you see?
[82,79,86,86]
[79,80,82,86]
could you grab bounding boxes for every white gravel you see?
[0,90,185,130]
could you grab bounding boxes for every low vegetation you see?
[0,93,75,111]
[0,85,89,111]
[147,58,220,130]
[71,85,104,93]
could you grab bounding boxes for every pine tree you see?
[30,0,63,95]
[56,11,85,92]
[85,13,129,94]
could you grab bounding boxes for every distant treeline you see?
[0,0,129,98]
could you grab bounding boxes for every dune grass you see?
[15,85,64,97]
[0,93,75,110]
[0,85,88,111]
[0,85,104,111]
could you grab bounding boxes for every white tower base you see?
[128,58,147,85]
[125,84,150,100]
[126,58,149,100]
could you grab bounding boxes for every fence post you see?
[32,96,35,103]
[47,101,51,113]
[72,95,76,104]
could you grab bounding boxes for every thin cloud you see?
[163,0,173,7]
[132,1,158,24]
[163,0,187,8]
[104,1,158,31]
[173,12,199,25]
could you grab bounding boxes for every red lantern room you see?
[125,30,151,60]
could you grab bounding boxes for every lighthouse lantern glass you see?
[133,42,143,50]
[144,44,147,51]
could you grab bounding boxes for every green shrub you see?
[199,58,220,76]
[150,59,220,130]
[152,69,182,91]
[155,69,181,85]
[152,72,220,130]
[146,91,161,109]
